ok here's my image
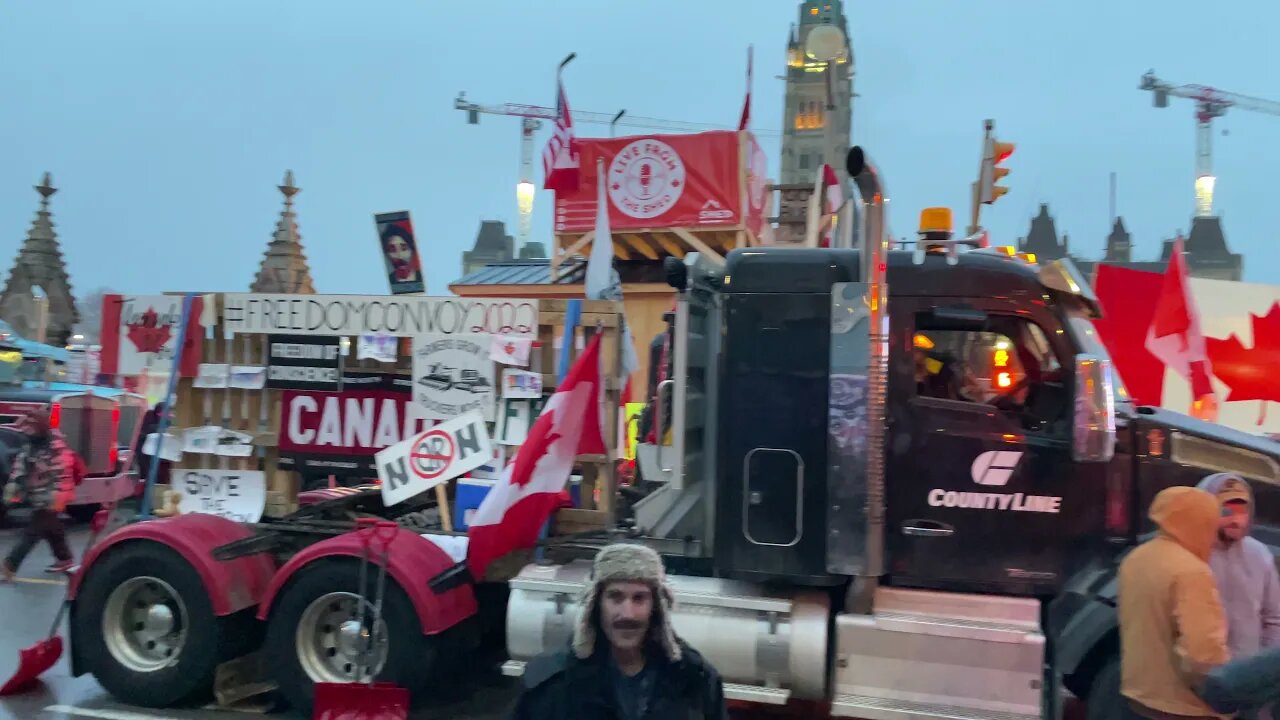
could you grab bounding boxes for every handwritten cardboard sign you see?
[169,469,266,523]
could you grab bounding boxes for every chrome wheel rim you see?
[102,575,188,673]
[295,592,389,684]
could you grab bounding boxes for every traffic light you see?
[979,135,1015,205]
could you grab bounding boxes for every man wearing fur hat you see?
[511,542,727,720]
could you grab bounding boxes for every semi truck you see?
[64,151,1280,719]
[0,387,149,522]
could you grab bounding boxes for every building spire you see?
[36,172,56,206]
[0,173,79,345]
[251,170,316,294]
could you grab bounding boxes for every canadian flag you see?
[1145,237,1214,399]
[466,334,606,579]
[807,164,843,248]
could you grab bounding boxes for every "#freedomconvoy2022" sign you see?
[222,294,540,339]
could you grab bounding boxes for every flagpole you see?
[137,293,195,521]
[558,52,576,79]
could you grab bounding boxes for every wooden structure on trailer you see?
[548,130,770,282]
[161,293,627,537]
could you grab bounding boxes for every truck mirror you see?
[1072,354,1117,463]
[924,306,988,331]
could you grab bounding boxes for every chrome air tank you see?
[503,560,831,704]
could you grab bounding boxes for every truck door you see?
[887,297,1086,594]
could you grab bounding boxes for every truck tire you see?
[72,541,234,707]
[264,557,441,716]
[1086,656,1124,720]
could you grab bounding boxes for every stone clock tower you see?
[779,0,855,187]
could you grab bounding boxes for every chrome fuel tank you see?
[503,560,831,704]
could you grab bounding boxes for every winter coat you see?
[509,639,727,720]
[10,431,73,510]
[1197,473,1280,659]
[1119,485,1232,720]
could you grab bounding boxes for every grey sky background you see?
[2,0,1276,299]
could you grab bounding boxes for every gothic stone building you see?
[1017,204,1244,282]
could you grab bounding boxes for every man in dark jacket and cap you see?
[510,542,727,720]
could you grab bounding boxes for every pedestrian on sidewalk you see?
[1196,472,1280,719]
[510,542,727,720]
[1119,485,1231,720]
[1,409,76,579]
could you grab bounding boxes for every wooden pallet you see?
[550,227,759,282]
[158,293,625,534]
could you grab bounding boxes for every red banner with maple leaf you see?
[99,294,204,378]
[1205,302,1280,426]
[1095,266,1280,433]
[1093,265,1167,406]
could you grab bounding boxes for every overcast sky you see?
[1,0,1277,299]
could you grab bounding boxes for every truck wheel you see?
[1086,656,1123,720]
[72,542,229,707]
[264,558,440,716]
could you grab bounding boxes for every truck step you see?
[832,693,1040,720]
[832,588,1045,720]
[500,662,793,705]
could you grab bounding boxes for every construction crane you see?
[1140,70,1280,217]
[454,91,779,252]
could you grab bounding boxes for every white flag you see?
[585,158,640,376]
[586,158,621,301]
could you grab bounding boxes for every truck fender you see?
[69,513,278,616]
[254,528,478,635]
[1049,562,1119,693]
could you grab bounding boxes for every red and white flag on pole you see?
[466,334,606,579]
[806,164,843,248]
[542,77,580,193]
[1145,237,1214,399]
[738,45,753,131]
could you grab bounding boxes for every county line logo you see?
[608,139,686,220]
[926,449,1060,513]
[970,450,1024,487]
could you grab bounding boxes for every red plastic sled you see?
[0,635,62,696]
[312,681,409,720]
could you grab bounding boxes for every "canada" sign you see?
[278,386,434,475]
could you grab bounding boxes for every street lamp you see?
[31,285,48,345]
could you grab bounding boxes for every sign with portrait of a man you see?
[374,210,426,295]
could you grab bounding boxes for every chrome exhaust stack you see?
[851,148,888,586]
[826,147,888,609]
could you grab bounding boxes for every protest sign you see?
[170,469,266,523]
[412,334,496,421]
[376,410,492,506]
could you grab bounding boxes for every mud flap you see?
[210,650,278,712]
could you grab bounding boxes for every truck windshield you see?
[1064,311,1134,408]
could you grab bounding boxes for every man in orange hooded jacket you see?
[1119,485,1232,720]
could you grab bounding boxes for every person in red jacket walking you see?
[2,409,76,579]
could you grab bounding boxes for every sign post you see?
[137,293,195,521]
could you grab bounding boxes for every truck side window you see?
[913,318,1068,429]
